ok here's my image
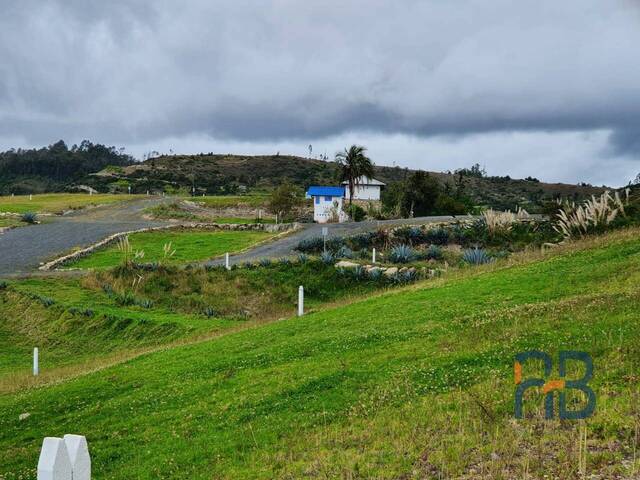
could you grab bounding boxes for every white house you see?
[342,176,385,201]
[307,186,347,223]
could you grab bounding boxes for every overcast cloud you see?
[0,0,639,185]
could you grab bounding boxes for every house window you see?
[315,196,320,204]
[324,196,332,202]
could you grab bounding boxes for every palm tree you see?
[335,145,375,205]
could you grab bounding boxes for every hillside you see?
[1,229,639,478]
[98,153,606,211]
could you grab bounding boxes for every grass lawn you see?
[1,229,639,478]
[0,193,144,214]
[0,217,22,228]
[194,194,269,208]
[69,229,276,269]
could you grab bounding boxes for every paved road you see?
[0,198,169,275]
[0,195,469,276]
[206,215,467,267]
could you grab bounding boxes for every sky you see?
[0,1,639,186]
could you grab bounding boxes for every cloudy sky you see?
[1,0,639,186]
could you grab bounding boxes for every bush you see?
[394,226,426,245]
[336,246,353,259]
[21,212,37,224]
[346,204,366,222]
[0,280,8,290]
[326,236,346,252]
[425,244,443,260]
[346,232,375,250]
[297,253,309,264]
[389,245,416,263]
[259,258,272,267]
[320,251,335,264]
[462,248,493,265]
[203,306,217,318]
[425,227,450,245]
[295,236,324,253]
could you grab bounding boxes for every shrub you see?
[394,226,426,245]
[326,236,346,252]
[320,251,335,264]
[462,248,493,265]
[0,280,7,290]
[389,245,416,263]
[346,204,366,222]
[259,258,272,267]
[297,253,309,264]
[425,244,443,261]
[425,227,450,245]
[554,191,627,239]
[336,246,354,259]
[242,261,256,269]
[367,268,383,281]
[347,232,375,250]
[21,212,37,224]
[296,236,324,253]
[278,257,291,265]
[136,299,154,309]
[203,306,217,318]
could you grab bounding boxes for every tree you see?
[335,145,375,205]
[267,182,303,221]
[401,171,442,217]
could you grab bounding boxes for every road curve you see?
[0,198,169,275]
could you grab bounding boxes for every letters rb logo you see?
[514,350,595,420]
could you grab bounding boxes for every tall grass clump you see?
[116,236,145,267]
[554,190,628,239]
[482,208,529,236]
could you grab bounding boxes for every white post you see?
[146,190,149,196]
[298,285,304,317]
[30,194,33,200]
[89,190,92,196]
[38,437,72,480]
[372,248,376,264]
[225,252,230,270]
[33,347,39,376]
[128,186,131,195]
[63,435,91,480]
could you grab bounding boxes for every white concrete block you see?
[297,285,304,317]
[38,437,72,480]
[64,434,91,480]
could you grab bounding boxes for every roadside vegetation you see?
[67,229,276,269]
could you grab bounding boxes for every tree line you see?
[0,140,134,194]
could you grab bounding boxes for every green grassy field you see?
[0,217,22,228]
[0,193,144,214]
[194,194,269,208]
[1,229,639,478]
[68,229,275,269]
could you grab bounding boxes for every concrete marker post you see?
[33,347,39,376]
[37,437,72,480]
[225,252,230,270]
[63,435,91,480]
[298,285,304,317]
[372,248,376,264]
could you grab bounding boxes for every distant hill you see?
[95,153,606,211]
[0,144,607,211]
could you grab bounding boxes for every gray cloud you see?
[0,0,639,184]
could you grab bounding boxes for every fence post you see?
[64,435,91,480]
[298,285,304,317]
[225,252,230,270]
[33,347,39,376]
[372,248,376,264]
[37,437,72,480]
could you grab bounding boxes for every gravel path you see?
[0,198,169,275]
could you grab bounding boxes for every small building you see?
[342,176,385,201]
[307,186,346,223]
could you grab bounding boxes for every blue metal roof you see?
[307,186,344,197]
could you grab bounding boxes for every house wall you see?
[345,184,381,201]
[313,195,344,223]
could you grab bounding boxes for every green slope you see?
[1,230,639,478]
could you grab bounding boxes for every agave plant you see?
[336,245,354,259]
[462,248,493,265]
[425,227,450,246]
[21,212,37,224]
[297,253,309,264]
[320,251,335,264]
[425,244,443,261]
[259,258,272,267]
[389,245,416,264]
